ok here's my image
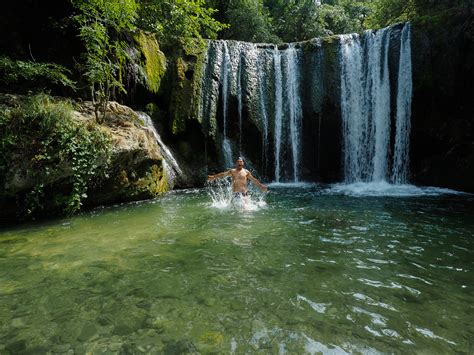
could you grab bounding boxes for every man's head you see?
[235,157,244,169]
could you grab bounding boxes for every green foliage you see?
[223,0,279,43]
[210,0,467,42]
[137,0,227,52]
[211,0,370,42]
[0,94,111,218]
[135,32,167,93]
[0,56,76,89]
[365,0,416,28]
[365,0,470,29]
[72,0,138,121]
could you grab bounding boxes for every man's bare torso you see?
[230,168,249,193]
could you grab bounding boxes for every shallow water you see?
[1,184,473,354]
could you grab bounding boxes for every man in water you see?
[207,157,268,198]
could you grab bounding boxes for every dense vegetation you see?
[0,0,469,102]
[0,94,111,218]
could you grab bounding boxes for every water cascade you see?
[220,41,234,168]
[140,112,183,186]
[198,23,412,184]
[257,49,270,175]
[339,24,412,184]
[283,44,303,182]
[392,23,413,184]
[236,49,244,154]
[273,46,283,182]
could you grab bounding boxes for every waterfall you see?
[273,44,302,182]
[273,46,283,182]
[284,44,303,182]
[220,41,234,168]
[368,29,391,182]
[257,46,270,175]
[340,33,366,182]
[196,23,411,185]
[200,41,223,139]
[339,24,411,184]
[139,112,183,185]
[236,50,243,154]
[392,23,412,184]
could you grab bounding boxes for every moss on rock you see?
[167,39,209,136]
[101,162,169,203]
[135,164,169,195]
[135,32,167,94]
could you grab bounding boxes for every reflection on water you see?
[0,185,473,353]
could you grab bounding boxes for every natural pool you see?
[0,184,473,354]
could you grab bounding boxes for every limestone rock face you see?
[74,101,174,206]
[0,98,180,221]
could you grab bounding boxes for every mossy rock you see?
[135,32,167,94]
[135,164,169,195]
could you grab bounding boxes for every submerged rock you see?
[77,322,97,342]
[163,339,198,355]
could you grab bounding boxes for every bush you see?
[0,93,111,218]
[0,56,76,89]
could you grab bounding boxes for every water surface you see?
[1,185,473,353]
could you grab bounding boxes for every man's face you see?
[236,159,244,168]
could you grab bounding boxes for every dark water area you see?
[0,184,473,353]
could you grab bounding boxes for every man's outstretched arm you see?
[208,170,231,181]
[247,172,268,192]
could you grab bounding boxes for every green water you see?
[1,185,473,354]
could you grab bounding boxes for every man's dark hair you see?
[236,157,244,162]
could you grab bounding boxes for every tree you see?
[138,0,227,51]
[221,0,279,43]
[365,0,416,28]
[0,56,76,90]
[72,0,138,122]
[262,0,369,42]
[364,0,470,29]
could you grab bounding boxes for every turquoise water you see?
[0,184,473,354]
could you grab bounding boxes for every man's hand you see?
[261,185,268,193]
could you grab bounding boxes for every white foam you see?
[207,179,267,212]
[268,182,318,188]
[327,181,467,197]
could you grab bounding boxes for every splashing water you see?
[206,178,267,211]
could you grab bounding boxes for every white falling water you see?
[236,50,244,154]
[257,47,269,173]
[199,41,224,139]
[220,41,233,168]
[221,42,230,137]
[222,138,233,169]
[200,41,304,183]
[392,23,412,184]
[340,25,405,183]
[340,33,366,182]
[273,46,283,182]
[284,44,303,182]
[368,28,391,182]
[139,112,183,185]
